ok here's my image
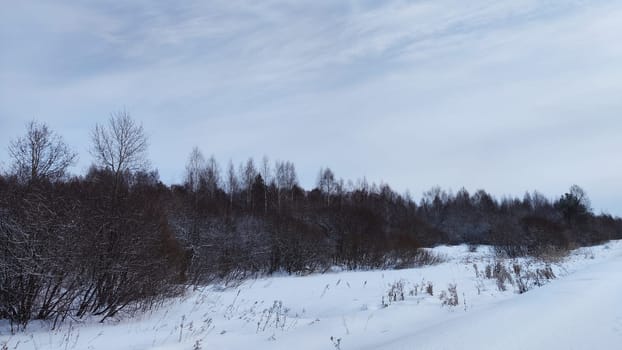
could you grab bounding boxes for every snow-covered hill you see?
[2,241,621,350]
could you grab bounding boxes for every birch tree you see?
[8,121,77,182]
[91,110,149,183]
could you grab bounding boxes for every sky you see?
[1,0,622,215]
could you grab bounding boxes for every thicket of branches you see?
[1,116,621,329]
[0,171,184,330]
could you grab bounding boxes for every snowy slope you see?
[371,247,622,350]
[1,241,621,350]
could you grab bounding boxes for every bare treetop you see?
[91,110,149,177]
[8,120,77,182]
[185,146,205,192]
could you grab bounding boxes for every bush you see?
[0,174,186,330]
[439,284,459,307]
[384,280,405,306]
[513,263,556,294]
[485,262,513,292]
[426,282,434,296]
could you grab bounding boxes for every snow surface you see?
[2,241,621,350]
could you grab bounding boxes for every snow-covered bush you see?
[256,300,290,333]
[330,336,342,350]
[483,260,557,294]
[439,284,459,307]
[425,282,434,296]
[492,262,513,291]
[513,263,556,294]
[387,280,406,303]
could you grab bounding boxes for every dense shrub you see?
[0,173,185,330]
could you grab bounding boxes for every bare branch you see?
[8,120,77,182]
[90,110,149,177]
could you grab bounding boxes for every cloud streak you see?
[1,0,622,214]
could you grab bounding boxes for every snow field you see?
[2,241,621,350]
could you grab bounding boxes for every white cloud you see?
[1,0,622,214]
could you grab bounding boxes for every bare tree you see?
[91,110,149,180]
[569,184,591,212]
[317,167,336,205]
[239,158,257,208]
[185,147,206,193]
[8,120,77,182]
[260,156,271,214]
[226,160,239,212]
[204,155,221,198]
[275,160,298,210]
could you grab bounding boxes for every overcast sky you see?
[1,0,622,215]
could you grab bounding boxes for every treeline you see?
[1,113,621,329]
